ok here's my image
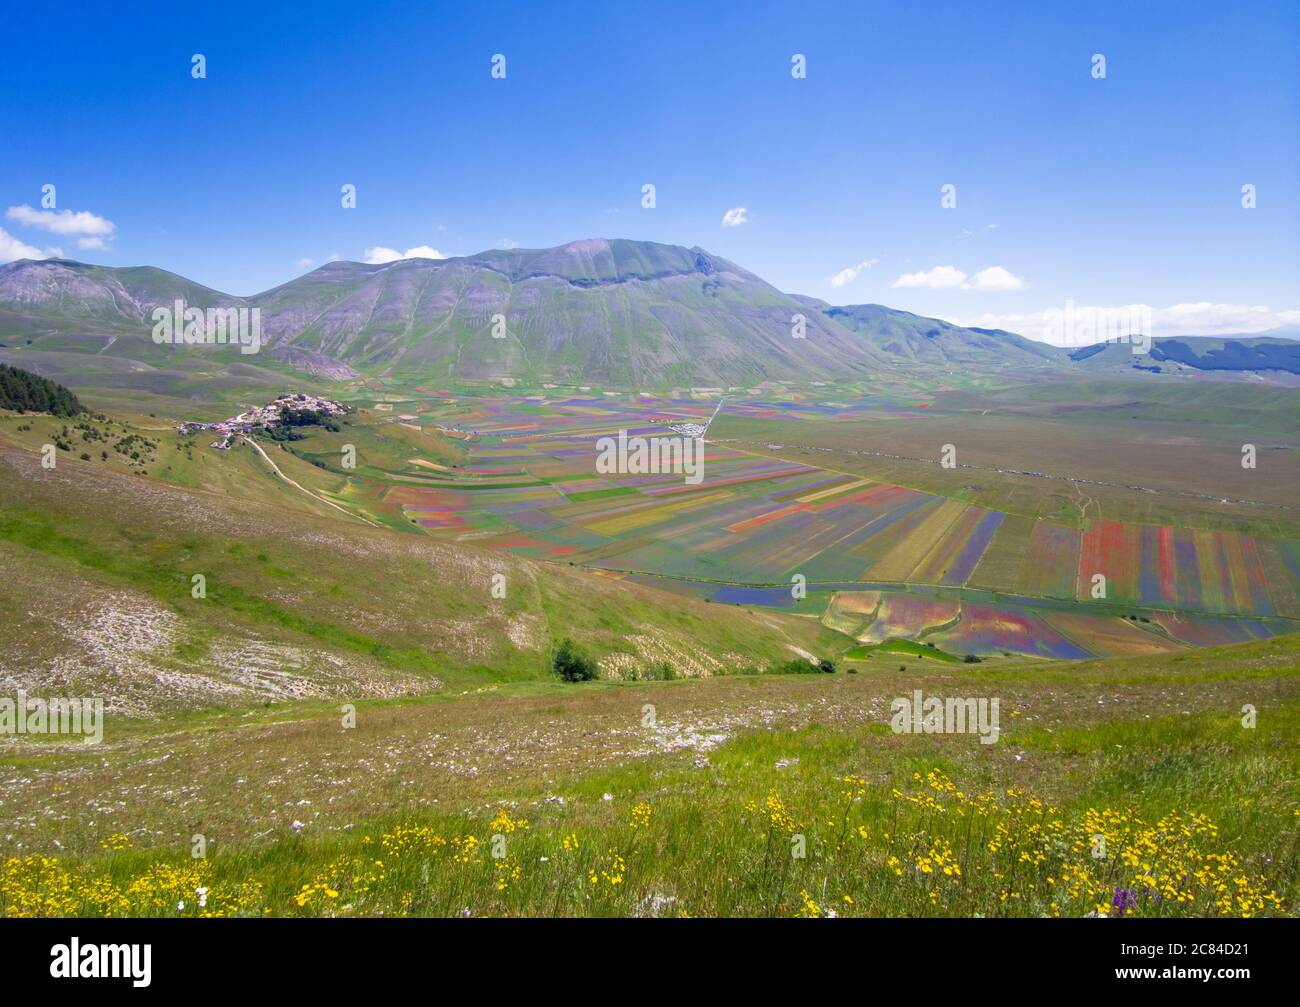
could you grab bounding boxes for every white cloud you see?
[951,302,1300,345]
[500,238,520,249]
[890,264,1024,291]
[892,265,967,289]
[296,257,315,270]
[720,206,749,228]
[828,257,879,288]
[0,226,60,263]
[77,236,108,251]
[403,245,447,260]
[1156,302,1300,332]
[966,265,1024,291]
[6,204,115,237]
[363,244,449,265]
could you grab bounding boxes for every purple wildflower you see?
[1112,887,1137,916]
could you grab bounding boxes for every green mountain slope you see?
[0,259,239,336]
[0,241,891,387]
[250,239,890,385]
[810,301,1067,368]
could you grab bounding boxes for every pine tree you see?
[0,364,84,417]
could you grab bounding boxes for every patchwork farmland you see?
[311,393,1300,661]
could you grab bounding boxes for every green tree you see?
[553,638,598,682]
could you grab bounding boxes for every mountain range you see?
[1,238,1295,387]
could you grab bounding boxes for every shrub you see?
[652,661,677,681]
[626,660,677,682]
[963,654,982,664]
[553,638,598,682]
[767,657,835,675]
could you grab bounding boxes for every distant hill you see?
[1193,325,1300,343]
[1150,337,1300,373]
[1069,336,1300,376]
[0,259,237,332]
[7,242,1292,389]
[250,239,892,385]
[805,300,1067,368]
[0,241,889,387]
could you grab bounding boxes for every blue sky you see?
[2,0,1297,339]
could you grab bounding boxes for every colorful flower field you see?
[362,396,1300,652]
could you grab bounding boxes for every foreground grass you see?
[3,663,1296,918]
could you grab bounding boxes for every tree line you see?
[0,364,84,417]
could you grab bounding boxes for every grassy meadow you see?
[2,636,1297,917]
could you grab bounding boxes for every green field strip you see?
[967,512,1036,592]
[563,486,640,502]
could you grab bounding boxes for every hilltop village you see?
[178,393,348,449]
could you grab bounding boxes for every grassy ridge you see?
[0,435,843,703]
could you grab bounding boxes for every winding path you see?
[240,435,380,526]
